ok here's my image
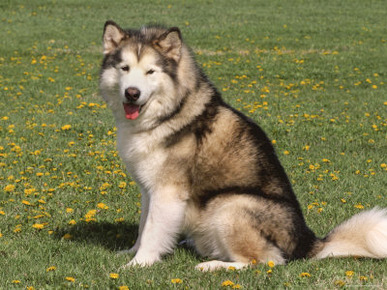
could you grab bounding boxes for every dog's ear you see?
[153,27,182,62]
[103,21,126,55]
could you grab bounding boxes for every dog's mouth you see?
[123,102,142,120]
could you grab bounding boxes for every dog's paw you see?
[122,254,161,269]
[195,261,249,272]
[117,244,139,256]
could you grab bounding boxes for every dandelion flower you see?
[171,278,182,284]
[300,272,311,277]
[61,124,71,131]
[65,277,75,282]
[46,266,57,272]
[4,184,15,192]
[354,204,364,209]
[109,273,119,279]
[62,233,73,240]
[32,223,45,229]
[221,280,235,287]
[334,280,346,287]
[97,202,109,210]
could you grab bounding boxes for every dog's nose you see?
[125,87,141,102]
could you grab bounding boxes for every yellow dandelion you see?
[267,260,275,268]
[12,280,21,284]
[97,202,109,210]
[22,200,32,206]
[32,223,45,229]
[221,280,235,287]
[334,280,346,287]
[65,277,75,282]
[61,124,71,131]
[171,278,182,284]
[119,286,129,290]
[345,270,354,277]
[283,150,290,155]
[4,184,16,192]
[109,273,119,279]
[68,219,76,225]
[46,266,57,272]
[300,272,311,277]
[13,225,22,233]
[354,204,364,209]
[62,233,73,240]
[115,217,124,223]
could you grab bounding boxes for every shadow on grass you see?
[53,221,200,259]
[54,221,138,251]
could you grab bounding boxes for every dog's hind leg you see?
[193,195,287,271]
[124,186,187,267]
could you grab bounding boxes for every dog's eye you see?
[121,65,130,72]
[146,69,155,75]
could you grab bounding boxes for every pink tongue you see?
[123,103,140,120]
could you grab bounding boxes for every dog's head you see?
[100,21,184,124]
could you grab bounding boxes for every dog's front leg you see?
[125,186,187,267]
[118,190,149,255]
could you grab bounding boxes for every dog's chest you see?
[117,128,167,187]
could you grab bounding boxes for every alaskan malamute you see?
[99,21,387,271]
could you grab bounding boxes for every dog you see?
[99,21,387,271]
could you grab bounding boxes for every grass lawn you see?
[1,0,386,288]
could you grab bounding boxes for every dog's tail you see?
[312,207,387,260]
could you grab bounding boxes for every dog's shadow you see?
[54,221,138,251]
[54,222,199,258]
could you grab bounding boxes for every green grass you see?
[1,0,386,288]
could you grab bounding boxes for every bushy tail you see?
[314,207,387,259]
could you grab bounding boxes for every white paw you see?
[195,261,248,272]
[122,254,161,268]
[117,244,139,255]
